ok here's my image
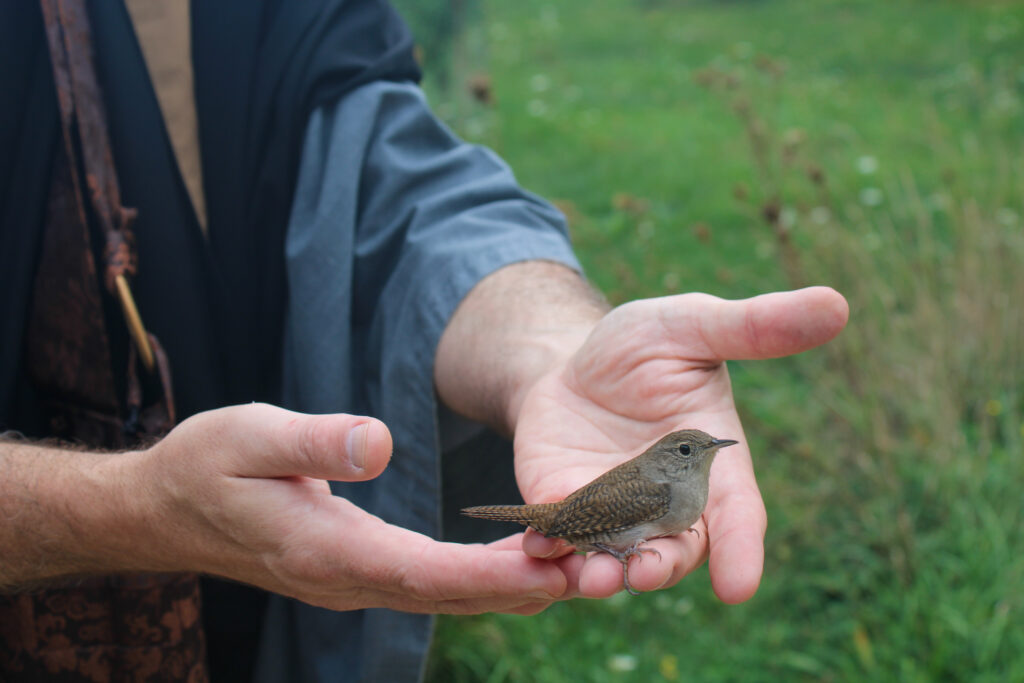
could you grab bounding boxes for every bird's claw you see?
[594,541,661,596]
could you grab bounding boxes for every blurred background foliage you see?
[390,0,1024,679]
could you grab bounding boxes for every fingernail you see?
[529,538,566,559]
[540,548,560,559]
[347,424,368,469]
[529,589,558,600]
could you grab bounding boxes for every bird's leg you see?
[594,541,662,596]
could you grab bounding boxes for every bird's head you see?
[651,429,738,473]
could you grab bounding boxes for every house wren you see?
[461,429,737,594]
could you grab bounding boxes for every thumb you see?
[215,404,392,481]
[675,286,848,361]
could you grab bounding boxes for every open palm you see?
[513,287,848,600]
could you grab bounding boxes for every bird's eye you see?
[678,444,691,456]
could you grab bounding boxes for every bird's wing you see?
[545,476,671,539]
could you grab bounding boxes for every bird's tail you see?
[460,503,559,531]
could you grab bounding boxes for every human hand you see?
[512,286,848,600]
[112,404,569,614]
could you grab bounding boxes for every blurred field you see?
[392,0,1024,679]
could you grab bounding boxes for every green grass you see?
[394,0,1024,680]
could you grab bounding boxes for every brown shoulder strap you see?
[28,0,175,443]
[0,4,207,681]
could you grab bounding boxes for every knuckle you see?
[391,545,443,601]
[276,546,347,589]
[292,417,332,473]
[394,568,433,601]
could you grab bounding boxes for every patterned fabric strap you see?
[0,2,208,680]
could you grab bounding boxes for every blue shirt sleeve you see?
[257,81,581,683]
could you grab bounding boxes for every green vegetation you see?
[398,0,1024,679]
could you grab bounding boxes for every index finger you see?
[336,507,569,602]
[699,414,767,603]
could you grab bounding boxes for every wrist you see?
[435,260,609,435]
[0,442,157,587]
[76,448,179,573]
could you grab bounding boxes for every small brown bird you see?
[461,429,738,594]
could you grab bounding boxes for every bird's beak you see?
[710,439,739,448]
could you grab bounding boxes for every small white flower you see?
[996,208,1019,226]
[992,89,1020,114]
[674,597,694,615]
[608,654,638,672]
[856,156,879,175]
[527,99,548,117]
[463,119,485,139]
[780,206,797,229]
[530,74,551,92]
[859,187,884,207]
[810,206,831,225]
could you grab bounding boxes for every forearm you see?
[0,438,150,589]
[434,260,610,434]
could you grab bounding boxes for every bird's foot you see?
[594,541,662,596]
[685,513,709,540]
